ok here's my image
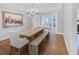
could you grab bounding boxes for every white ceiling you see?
[0,3,63,13]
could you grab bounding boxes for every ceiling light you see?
[27,4,39,17]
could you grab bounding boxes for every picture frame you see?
[2,11,23,28]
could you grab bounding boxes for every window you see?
[40,16,56,28]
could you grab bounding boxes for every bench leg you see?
[29,45,38,55]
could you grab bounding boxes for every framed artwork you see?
[2,11,23,28]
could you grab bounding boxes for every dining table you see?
[18,27,44,42]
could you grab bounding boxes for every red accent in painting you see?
[5,16,22,24]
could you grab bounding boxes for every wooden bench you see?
[29,31,49,55]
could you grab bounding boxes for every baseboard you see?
[63,34,69,55]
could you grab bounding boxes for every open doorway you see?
[40,15,56,33]
[40,15,56,48]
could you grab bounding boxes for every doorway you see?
[40,15,56,33]
[40,15,56,47]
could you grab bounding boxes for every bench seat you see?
[29,31,49,55]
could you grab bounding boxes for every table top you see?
[18,27,44,37]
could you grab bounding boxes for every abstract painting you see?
[2,11,23,28]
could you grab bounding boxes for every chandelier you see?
[27,4,39,17]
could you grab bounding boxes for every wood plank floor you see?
[39,33,68,55]
[21,31,68,55]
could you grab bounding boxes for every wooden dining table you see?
[18,27,44,42]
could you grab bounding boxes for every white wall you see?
[32,15,41,28]
[0,9,32,32]
[63,3,77,55]
[57,7,64,35]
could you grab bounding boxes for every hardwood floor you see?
[21,31,68,55]
[39,33,68,55]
